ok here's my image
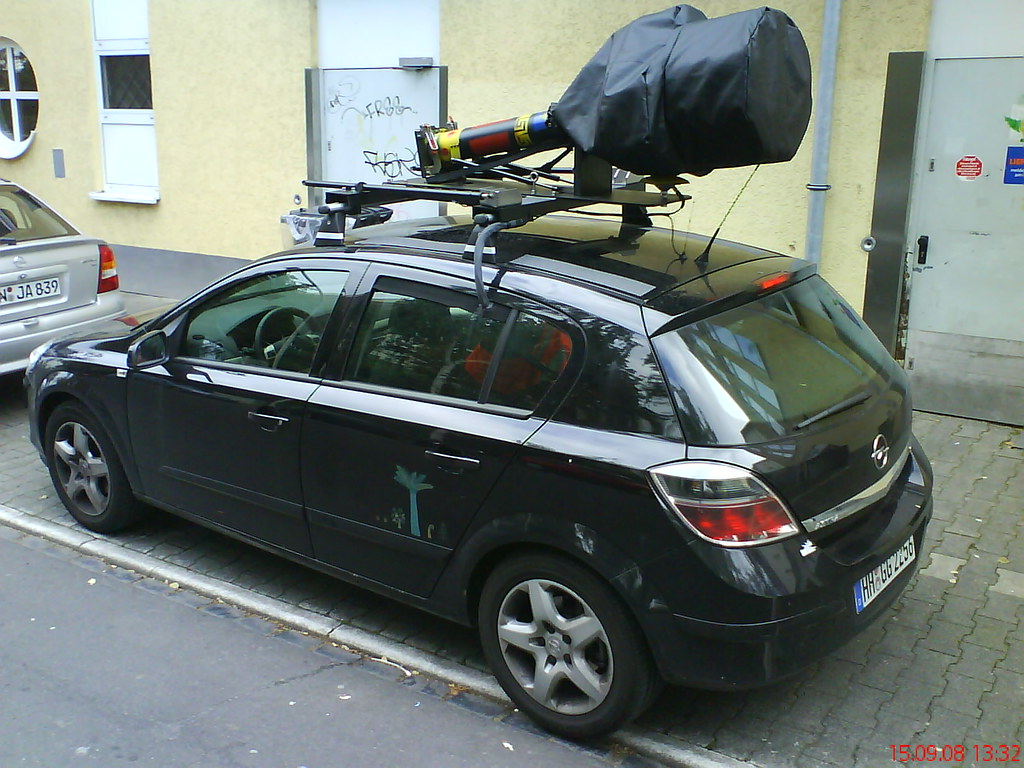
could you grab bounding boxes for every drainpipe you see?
[805,0,842,264]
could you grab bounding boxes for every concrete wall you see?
[928,0,1022,58]
[440,0,932,308]
[318,0,440,68]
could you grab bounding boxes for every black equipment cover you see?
[551,5,812,177]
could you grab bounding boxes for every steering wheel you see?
[253,306,311,365]
[272,315,322,371]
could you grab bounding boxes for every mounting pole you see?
[574,152,612,197]
[804,0,842,264]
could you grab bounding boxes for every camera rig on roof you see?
[303,2,813,245]
[300,3,813,307]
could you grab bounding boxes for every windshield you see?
[653,276,903,446]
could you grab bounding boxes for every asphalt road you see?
[0,528,648,768]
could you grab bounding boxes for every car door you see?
[302,264,579,596]
[127,263,358,556]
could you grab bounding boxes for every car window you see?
[478,311,572,410]
[554,319,682,439]
[0,185,76,242]
[343,285,572,411]
[653,275,901,445]
[181,269,349,374]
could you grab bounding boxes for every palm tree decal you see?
[394,465,433,537]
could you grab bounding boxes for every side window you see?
[181,269,349,374]
[475,311,572,411]
[343,284,573,411]
[345,291,500,399]
[555,319,681,438]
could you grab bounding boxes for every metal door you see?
[130,363,318,556]
[301,265,575,597]
[905,56,1024,425]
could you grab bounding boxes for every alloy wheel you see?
[495,578,613,715]
[52,421,110,517]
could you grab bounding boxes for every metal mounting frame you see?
[304,174,687,240]
[302,151,689,307]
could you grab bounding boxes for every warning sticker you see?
[1005,146,1024,184]
[955,155,983,179]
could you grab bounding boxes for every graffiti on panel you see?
[325,75,420,180]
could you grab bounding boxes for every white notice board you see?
[318,67,447,220]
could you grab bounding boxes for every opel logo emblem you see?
[871,434,890,470]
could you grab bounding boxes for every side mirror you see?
[127,330,169,370]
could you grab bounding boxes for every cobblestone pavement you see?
[1,371,1021,768]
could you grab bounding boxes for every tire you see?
[478,552,662,739]
[44,402,145,533]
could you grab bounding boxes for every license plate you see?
[854,535,916,613]
[0,277,62,305]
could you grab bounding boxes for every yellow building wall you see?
[1,0,315,260]
[1,1,100,229]
[440,0,931,309]
[2,1,931,308]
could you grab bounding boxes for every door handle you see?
[424,449,481,471]
[917,235,929,265]
[185,369,212,384]
[247,410,289,432]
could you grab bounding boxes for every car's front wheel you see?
[45,402,144,533]
[478,552,661,739]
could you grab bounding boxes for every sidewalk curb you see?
[0,502,745,768]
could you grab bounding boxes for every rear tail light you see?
[756,272,791,292]
[649,461,800,546]
[98,243,119,293]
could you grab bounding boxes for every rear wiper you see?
[795,391,871,430]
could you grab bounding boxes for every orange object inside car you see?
[465,325,571,395]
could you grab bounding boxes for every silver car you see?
[0,179,125,375]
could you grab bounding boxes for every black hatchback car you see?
[26,209,932,738]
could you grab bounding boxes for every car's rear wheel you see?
[478,552,661,739]
[45,402,144,533]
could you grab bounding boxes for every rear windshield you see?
[652,275,902,446]
[0,185,77,242]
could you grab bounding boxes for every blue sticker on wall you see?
[1004,146,1024,184]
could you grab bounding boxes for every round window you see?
[0,39,38,159]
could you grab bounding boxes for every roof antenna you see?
[695,165,759,270]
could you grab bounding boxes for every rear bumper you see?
[0,292,125,375]
[646,494,932,689]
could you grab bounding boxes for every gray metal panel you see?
[863,52,925,356]
[52,149,66,179]
[305,68,324,209]
[436,66,448,217]
[906,330,1024,425]
[437,65,448,132]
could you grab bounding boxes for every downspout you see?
[805,0,843,264]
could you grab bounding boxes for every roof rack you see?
[303,148,688,308]
[304,148,687,240]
